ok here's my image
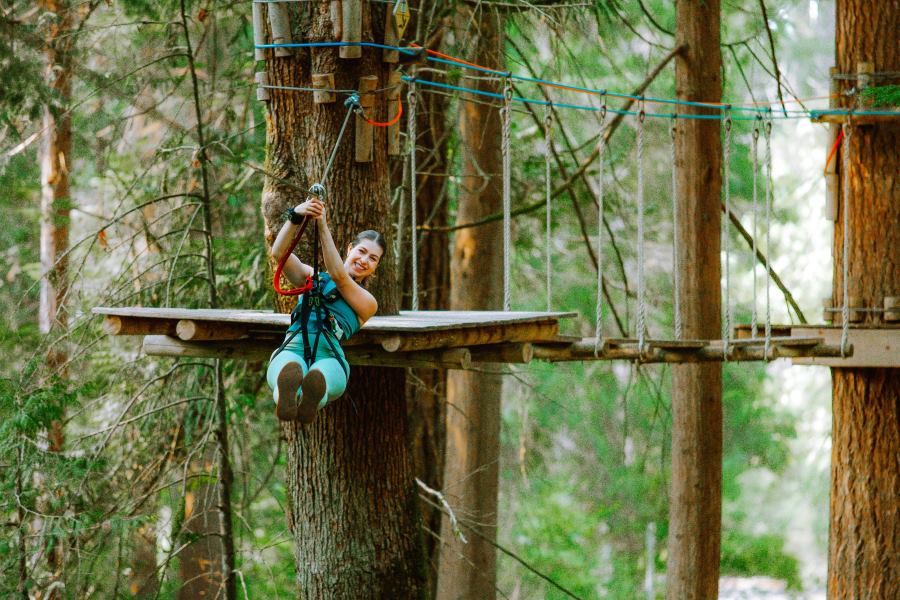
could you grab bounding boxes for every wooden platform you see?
[93,308,854,368]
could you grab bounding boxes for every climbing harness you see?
[270,93,361,375]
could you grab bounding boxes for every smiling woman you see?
[266,197,387,424]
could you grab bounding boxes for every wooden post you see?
[667,1,723,598]
[387,71,402,155]
[331,0,342,39]
[255,71,270,101]
[825,66,839,220]
[252,1,267,61]
[313,73,336,104]
[884,296,900,322]
[383,3,399,63]
[340,0,362,59]
[267,2,293,57]
[355,75,377,162]
[857,61,874,90]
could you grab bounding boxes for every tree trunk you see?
[404,24,452,597]
[37,3,73,593]
[260,4,426,596]
[38,0,72,442]
[667,2,723,599]
[829,2,900,597]
[437,7,505,600]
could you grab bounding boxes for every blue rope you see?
[254,41,900,120]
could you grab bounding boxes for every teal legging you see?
[266,339,349,409]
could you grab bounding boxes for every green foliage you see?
[861,84,900,108]
[720,529,802,590]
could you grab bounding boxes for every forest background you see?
[1,0,840,597]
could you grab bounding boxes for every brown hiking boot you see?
[297,369,326,424]
[275,362,302,421]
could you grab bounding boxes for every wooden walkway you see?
[92,307,856,368]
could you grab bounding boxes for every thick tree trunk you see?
[667,2,723,599]
[404,26,452,597]
[829,2,900,597]
[260,4,425,596]
[437,7,505,600]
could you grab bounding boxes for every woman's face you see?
[344,239,383,280]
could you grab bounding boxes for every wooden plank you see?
[383,3,399,63]
[533,338,850,363]
[142,336,473,369]
[255,71,270,101]
[340,0,361,59]
[252,1,267,61]
[92,307,575,333]
[468,343,533,364]
[791,327,899,367]
[379,321,560,352]
[387,70,402,155]
[267,2,293,57]
[103,315,177,337]
[733,324,793,339]
[355,75,377,162]
[176,320,249,341]
[313,73,336,104]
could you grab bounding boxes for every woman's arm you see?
[315,208,379,324]
[270,200,323,286]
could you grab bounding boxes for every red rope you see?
[364,97,403,127]
[273,217,314,296]
[823,129,844,176]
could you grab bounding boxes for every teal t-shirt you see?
[286,272,361,341]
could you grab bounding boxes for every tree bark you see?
[403,22,452,597]
[829,2,900,597]
[437,6,505,600]
[38,0,72,440]
[260,3,426,596]
[667,1,723,599]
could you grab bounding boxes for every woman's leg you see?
[266,349,309,404]
[308,357,349,408]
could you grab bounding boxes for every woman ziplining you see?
[266,196,386,423]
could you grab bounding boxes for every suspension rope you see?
[840,119,852,356]
[722,111,733,358]
[364,96,403,127]
[670,116,682,340]
[273,94,360,296]
[636,103,647,354]
[763,112,774,357]
[594,101,608,356]
[751,117,761,338]
[502,78,513,312]
[408,79,419,310]
[544,103,553,312]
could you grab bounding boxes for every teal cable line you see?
[252,42,900,119]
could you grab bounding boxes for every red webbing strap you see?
[273,217,314,296]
